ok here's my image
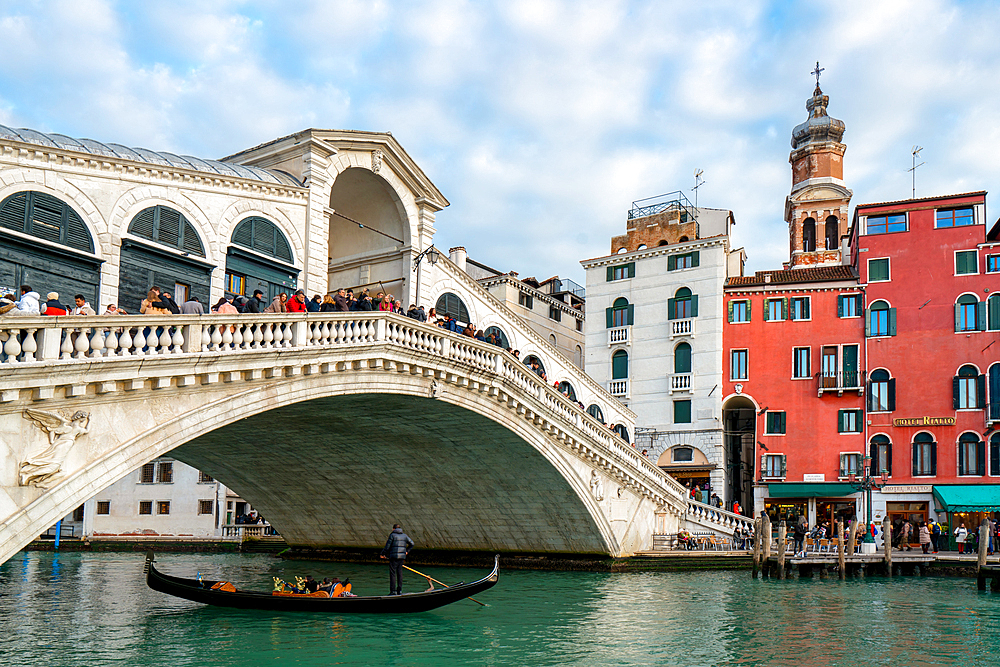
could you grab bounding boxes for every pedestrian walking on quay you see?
[955,523,968,554]
[928,518,942,553]
[900,521,913,551]
[380,523,414,595]
[918,522,931,554]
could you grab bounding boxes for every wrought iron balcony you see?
[816,371,864,397]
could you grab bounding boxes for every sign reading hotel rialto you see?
[892,416,956,427]
[881,485,932,494]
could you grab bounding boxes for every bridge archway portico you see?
[0,312,686,565]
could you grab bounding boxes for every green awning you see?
[767,483,858,498]
[933,485,1000,513]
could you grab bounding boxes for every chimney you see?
[449,246,467,272]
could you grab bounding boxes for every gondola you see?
[144,552,499,613]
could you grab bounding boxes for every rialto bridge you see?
[0,306,693,565]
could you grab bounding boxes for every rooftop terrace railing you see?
[628,190,698,222]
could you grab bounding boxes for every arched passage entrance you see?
[722,395,757,514]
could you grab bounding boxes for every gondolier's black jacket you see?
[381,528,414,560]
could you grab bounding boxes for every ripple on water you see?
[2,553,1000,666]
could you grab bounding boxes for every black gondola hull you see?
[144,553,499,613]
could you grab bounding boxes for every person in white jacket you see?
[10,286,40,315]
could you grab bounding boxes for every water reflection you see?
[2,552,999,666]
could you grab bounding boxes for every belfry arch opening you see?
[722,395,756,514]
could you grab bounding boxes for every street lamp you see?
[846,454,886,550]
[412,245,441,307]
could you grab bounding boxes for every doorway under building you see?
[723,396,756,514]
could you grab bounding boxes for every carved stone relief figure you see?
[19,410,90,488]
[589,470,604,501]
[371,149,383,174]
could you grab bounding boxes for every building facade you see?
[583,194,742,498]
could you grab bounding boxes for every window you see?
[587,404,605,423]
[802,218,816,251]
[557,381,577,401]
[138,501,153,515]
[868,258,890,282]
[991,364,1000,421]
[912,433,936,476]
[728,299,750,323]
[198,472,215,483]
[954,365,984,409]
[840,453,862,477]
[870,435,892,476]
[790,297,810,320]
[576,319,583,332]
[955,294,984,332]
[936,207,974,228]
[991,434,1000,476]
[614,425,630,443]
[956,251,978,275]
[198,500,214,515]
[674,342,692,374]
[866,214,907,235]
[612,349,628,380]
[139,463,155,484]
[157,501,171,515]
[866,300,896,337]
[607,263,635,281]
[96,501,111,515]
[225,272,246,296]
[673,447,694,462]
[548,306,561,322]
[765,411,786,435]
[518,291,533,309]
[988,295,1000,332]
[988,255,1000,273]
[820,346,838,388]
[764,298,786,322]
[825,216,839,250]
[436,292,471,324]
[793,347,810,379]
[838,409,863,434]
[762,454,786,478]
[868,369,895,412]
[668,252,699,270]
[607,297,633,328]
[668,288,697,320]
[156,462,173,484]
[231,216,294,263]
[731,349,748,380]
[673,400,692,424]
[838,294,862,318]
[128,205,206,256]
[0,191,95,253]
[958,433,985,476]
[485,326,510,348]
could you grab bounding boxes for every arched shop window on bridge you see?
[557,381,577,402]
[524,354,546,377]
[614,424,630,443]
[484,326,509,348]
[226,216,298,301]
[587,404,605,423]
[436,292,470,325]
[119,205,212,313]
[0,191,101,306]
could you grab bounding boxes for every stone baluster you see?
[200,326,211,351]
[282,323,293,348]
[3,329,22,362]
[143,327,158,354]
[209,325,222,351]
[60,328,75,359]
[90,328,106,357]
[21,329,38,362]
[119,328,133,356]
[170,326,184,353]
[221,324,233,350]
[157,327,171,353]
[105,328,119,356]
[261,323,274,348]
[232,324,244,349]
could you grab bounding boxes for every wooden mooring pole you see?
[837,521,845,580]
[777,520,787,580]
[978,518,990,591]
[761,514,772,578]
[883,515,892,577]
[751,515,762,579]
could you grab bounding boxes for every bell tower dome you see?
[784,64,852,269]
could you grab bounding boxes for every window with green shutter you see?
[765,411,786,435]
[955,250,978,275]
[669,287,696,319]
[838,409,863,433]
[606,262,635,281]
[606,297,633,328]
[231,216,294,263]
[673,400,692,424]
[868,257,890,282]
[729,299,750,323]
[128,206,205,257]
[0,191,94,253]
[989,294,1000,331]
[668,251,700,271]
[838,294,861,318]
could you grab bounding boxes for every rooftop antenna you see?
[907,146,924,199]
[692,169,706,210]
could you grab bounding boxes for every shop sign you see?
[892,416,956,427]
[881,485,932,494]
[802,474,825,482]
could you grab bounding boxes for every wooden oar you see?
[402,565,487,606]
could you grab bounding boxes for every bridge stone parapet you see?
[0,312,687,565]
[683,499,754,537]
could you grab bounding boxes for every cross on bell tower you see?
[783,66,853,269]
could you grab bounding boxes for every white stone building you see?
[582,193,744,501]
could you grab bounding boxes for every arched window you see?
[612,349,628,380]
[825,216,839,250]
[674,342,692,374]
[614,424,630,443]
[231,216,293,263]
[574,345,583,368]
[587,404,605,423]
[870,435,892,476]
[669,287,697,320]
[657,240,669,247]
[868,369,894,412]
[557,381,577,401]
[912,432,936,476]
[991,432,1000,476]
[484,326,509,348]
[607,297,632,328]
[0,191,94,252]
[959,432,984,476]
[955,364,983,410]
[436,292,470,324]
[802,217,816,252]
[955,294,980,332]
[524,355,546,378]
[990,363,1000,422]
[616,247,628,254]
[678,236,689,242]
[637,244,647,250]
[989,294,1000,331]
[549,334,557,347]
[867,300,893,337]
[128,205,205,256]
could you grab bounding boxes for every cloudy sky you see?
[1,0,998,283]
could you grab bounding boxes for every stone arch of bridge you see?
[2,370,623,561]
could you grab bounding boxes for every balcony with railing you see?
[816,371,864,397]
[670,318,694,338]
[608,379,628,398]
[608,326,630,346]
[670,373,692,394]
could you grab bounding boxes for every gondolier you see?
[380,523,415,595]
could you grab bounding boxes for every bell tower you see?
[784,63,852,269]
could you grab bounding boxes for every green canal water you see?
[1,552,998,666]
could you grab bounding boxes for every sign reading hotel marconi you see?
[892,416,956,427]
